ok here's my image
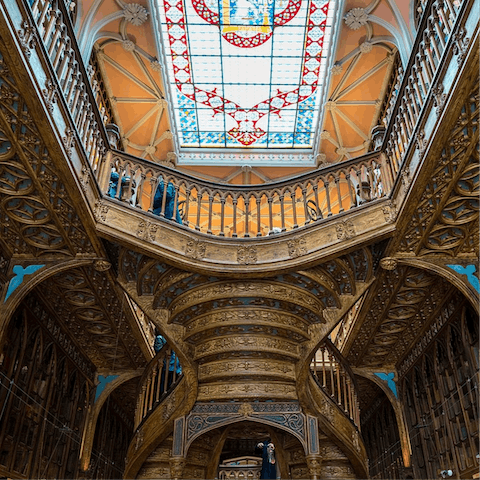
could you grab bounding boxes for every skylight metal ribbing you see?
[156,0,334,149]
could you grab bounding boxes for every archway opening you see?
[187,420,306,480]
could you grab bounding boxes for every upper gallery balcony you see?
[1,0,478,272]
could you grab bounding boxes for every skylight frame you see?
[150,0,342,166]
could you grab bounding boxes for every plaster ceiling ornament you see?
[144,145,156,155]
[359,41,373,53]
[344,8,369,30]
[330,63,342,75]
[324,101,337,111]
[123,3,149,26]
[319,130,330,140]
[122,39,136,51]
[150,59,162,72]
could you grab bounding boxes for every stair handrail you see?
[27,0,110,167]
[134,343,182,429]
[381,0,468,177]
[310,338,360,429]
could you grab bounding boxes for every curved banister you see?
[310,338,360,429]
[134,343,182,429]
[98,149,389,238]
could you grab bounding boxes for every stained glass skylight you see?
[153,0,336,161]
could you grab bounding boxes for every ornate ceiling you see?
[76,0,413,180]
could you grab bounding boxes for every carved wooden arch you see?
[184,407,308,456]
[202,420,291,480]
[352,369,412,468]
[0,258,103,344]
[394,257,479,313]
[80,370,143,471]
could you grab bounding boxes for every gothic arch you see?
[0,258,102,344]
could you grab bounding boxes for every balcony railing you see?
[311,339,360,428]
[29,0,108,168]
[97,150,388,237]
[21,0,471,239]
[383,0,466,176]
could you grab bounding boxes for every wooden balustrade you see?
[384,0,465,174]
[98,151,388,237]
[218,457,262,480]
[28,0,108,169]
[134,344,182,429]
[311,339,360,429]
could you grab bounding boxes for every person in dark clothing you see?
[256,439,276,479]
[152,181,183,224]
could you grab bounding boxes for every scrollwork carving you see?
[185,238,206,259]
[379,257,398,271]
[287,236,308,258]
[137,220,158,241]
[237,245,257,264]
[94,201,109,222]
[335,220,355,240]
[93,259,111,272]
[382,201,397,224]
